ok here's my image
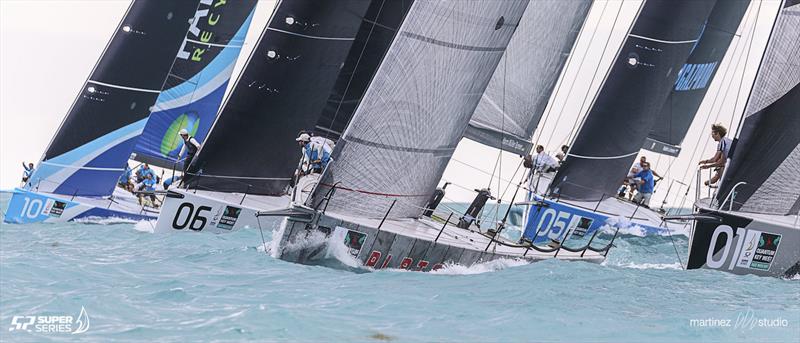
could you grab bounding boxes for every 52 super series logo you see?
[8,307,89,335]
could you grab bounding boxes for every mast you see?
[549,0,718,201]
[310,0,531,219]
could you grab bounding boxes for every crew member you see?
[698,123,732,186]
[21,162,34,185]
[632,162,655,207]
[296,133,331,174]
[179,129,201,174]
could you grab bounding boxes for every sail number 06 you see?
[172,202,211,231]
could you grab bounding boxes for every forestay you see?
[464,0,593,156]
[718,0,800,215]
[311,0,530,219]
[27,0,200,196]
[550,0,717,201]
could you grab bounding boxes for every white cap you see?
[179,129,189,136]
[295,133,311,142]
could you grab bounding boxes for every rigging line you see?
[540,0,611,149]
[564,0,627,147]
[727,0,764,132]
[660,3,753,180]
[532,0,598,150]
[320,0,390,142]
[677,3,761,188]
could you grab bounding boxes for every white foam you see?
[132,220,156,233]
[73,216,139,225]
[324,227,362,268]
[606,261,683,270]
[429,258,529,275]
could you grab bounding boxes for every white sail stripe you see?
[87,80,161,93]
[185,38,244,48]
[40,162,125,172]
[186,173,290,180]
[567,151,639,160]
[628,34,698,45]
[267,27,355,41]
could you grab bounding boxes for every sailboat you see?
[4,0,258,224]
[676,0,800,278]
[257,0,624,271]
[5,1,198,223]
[509,0,733,246]
[152,0,414,233]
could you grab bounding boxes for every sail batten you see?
[464,0,593,155]
[549,0,718,201]
[311,0,530,219]
[27,0,201,196]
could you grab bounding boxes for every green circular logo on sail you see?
[161,113,200,157]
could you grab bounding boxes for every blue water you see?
[1,194,798,342]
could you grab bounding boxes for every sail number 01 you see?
[172,202,211,231]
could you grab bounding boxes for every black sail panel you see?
[718,0,800,215]
[184,0,377,194]
[27,0,200,196]
[550,0,717,201]
[313,0,415,140]
[644,0,749,156]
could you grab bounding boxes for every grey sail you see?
[464,0,593,156]
[717,0,800,215]
[550,0,717,201]
[311,0,530,219]
[643,0,750,156]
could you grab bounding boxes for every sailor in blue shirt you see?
[21,161,34,184]
[632,162,655,207]
[296,133,331,174]
[136,163,157,183]
[118,164,133,192]
[136,174,160,208]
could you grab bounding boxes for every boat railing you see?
[720,182,747,211]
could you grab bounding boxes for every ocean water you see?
[1,194,798,342]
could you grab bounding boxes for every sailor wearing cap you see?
[296,132,331,174]
[179,128,202,174]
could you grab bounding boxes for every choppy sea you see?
[1,193,798,342]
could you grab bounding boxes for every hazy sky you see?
[0,0,780,208]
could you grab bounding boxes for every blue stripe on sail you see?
[131,10,254,165]
[55,136,140,196]
[28,118,148,195]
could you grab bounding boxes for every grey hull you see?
[273,207,610,272]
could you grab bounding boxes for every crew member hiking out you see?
[179,128,201,175]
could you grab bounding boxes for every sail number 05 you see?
[172,202,211,231]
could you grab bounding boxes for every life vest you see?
[184,136,199,156]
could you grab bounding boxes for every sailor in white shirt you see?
[699,123,732,186]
